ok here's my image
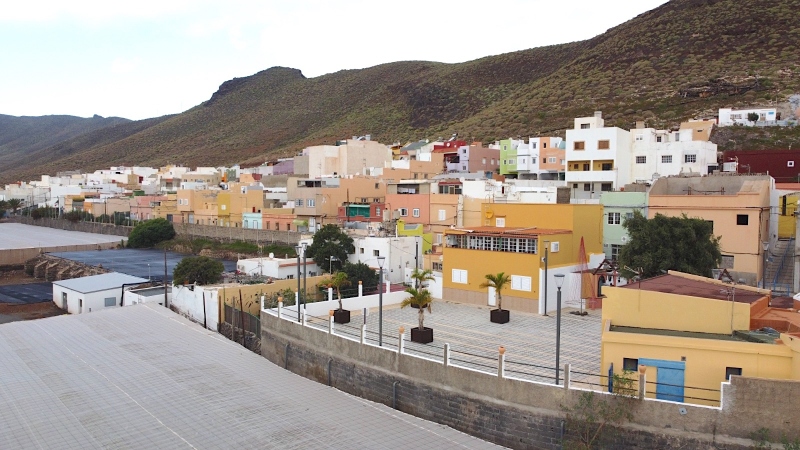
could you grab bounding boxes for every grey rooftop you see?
[51,271,149,294]
[0,304,500,449]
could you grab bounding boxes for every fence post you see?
[302,305,307,326]
[498,346,506,378]
[328,287,333,302]
[443,343,450,367]
[638,370,647,400]
[398,327,405,354]
[360,324,367,344]
[564,363,571,390]
[385,279,390,294]
[277,296,283,319]
[261,295,265,311]
[328,310,334,334]
[358,281,363,297]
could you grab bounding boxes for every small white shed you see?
[53,272,149,314]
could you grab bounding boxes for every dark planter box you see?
[490,308,510,324]
[333,309,351,324]
[410,303,429,309]
[410,327,433,344]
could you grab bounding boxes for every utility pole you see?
[164,248,168,308]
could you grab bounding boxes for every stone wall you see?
[12,216,132,236]
[25,254,109,281]
[261,310,798,449]
[173,222,303,245]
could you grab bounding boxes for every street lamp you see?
[543,240,550,316]
[301,243,307,310]
[378,256,386,347]
[295,244,303,323]
[762,241,769,290]
[554,273,565,385]
[329,255,338,274]
[147,264,151,281]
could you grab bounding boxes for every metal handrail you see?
[771,238,794,292]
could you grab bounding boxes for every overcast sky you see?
[0,0,668,121]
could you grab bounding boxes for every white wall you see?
[350,236,420,284]
[171,285,219,330]
[402,268,443,299]
[53,286,123,314]
[280,289,407,317]
[537,253,606,314]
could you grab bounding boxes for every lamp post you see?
[554,273,565,385]
[329,255,338,274]
[543,240,550,316]
[301,243,307,308]
[378,256,386,347]
[295,245,302,323]
[762,241,769,290]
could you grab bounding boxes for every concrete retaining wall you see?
[173,222,303,245]
[11,217,132,236]
[1,243,119,266]
[261,310,799,449]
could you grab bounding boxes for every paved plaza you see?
[305,300,603,388]
[0,304,501,449]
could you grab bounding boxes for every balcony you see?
[565,170,617,183]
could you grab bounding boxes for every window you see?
[491,159,495,165]
[583,183,591,191]
[573,183,578,189]
[438,210,446,221]
[601,163,612,171]
[220,204,227,210]
[625,212,634,221]
[532,158,537,164]
[482,158,486,164]
[510,275,532,291]
[685,154,697,163]
[580,123,590,129]
[574,141,585,150]
[432,262,443,271]
[725,367,742,380]
[435,233,443,244]
[572,164,579,170]
[608,212,621,225]
[601,183,612,192]
[452,269,468,284]
[610,244,622,261]
[495,217,505,227]
[789,161,795,168]
[412,208,420,217]
[296,199,304,207]
[399,208,408,216]
[623,358,639,372]
[737,214,749,225]
[661,155,672,164]
[636,156,646,164]
[543,142,547,148]
[583,163,590,171]
[373,249,380,257]
[635,134,643,141]
[549,157,556,163]
[287,274,293,279]
[375,207,381,217]
[656,136,662,143]
[61,292,67,310]
[104,297,116,307]
[360,248,365,254]
[307,199,315,207]
[720,254,734,269]
[598,140,610,150]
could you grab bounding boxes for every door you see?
[639,358,685,402]
[487,286,496,307]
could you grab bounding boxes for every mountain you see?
[2,0,800,184]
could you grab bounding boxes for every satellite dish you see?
[485,211,494,219]
[621,236,627,243]
[652,172,661,180]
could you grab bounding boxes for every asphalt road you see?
[0,283,53,304]
[49,248,237,283]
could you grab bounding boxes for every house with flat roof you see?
[601,271,800,406]
[53,272,149,314]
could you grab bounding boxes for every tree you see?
[173,256,225,285]
[0,200,7,218]
[341,261,379,292]
[618,211,721,279]
[410,267,435,289]
[128,218,176,248]
[320,271,351,311]
[7,198,23,215]
[747,112,760,122]
[401,287,433,331]
[305,224,354,273]
[480,272,511,310]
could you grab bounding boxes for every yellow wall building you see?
[442,203,603,313]
[601,271,800,406]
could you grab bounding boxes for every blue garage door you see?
[639,358,685,402]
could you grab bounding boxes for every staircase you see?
[763,238,794,295]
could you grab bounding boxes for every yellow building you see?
[601,271,800,406]
[442,203,603,313]
[648,174,772,286]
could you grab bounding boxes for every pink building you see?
[440,142,500,174]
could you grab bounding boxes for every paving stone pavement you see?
[304,300,603,389]
[0,304,503,449]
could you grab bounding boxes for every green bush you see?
[128,218,176,248]
[173,256,224,285]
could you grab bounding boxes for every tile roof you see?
[619,274,766,304]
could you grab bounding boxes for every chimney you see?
[636,121,645,129]
[594,111,603,118]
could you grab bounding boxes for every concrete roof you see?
[0,223,125,250]
[620,274,766,304]
[52,272,149,294]
[649,174,771,196]
[0,304,498,449]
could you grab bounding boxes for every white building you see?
[719,107,777,126]
[236,253,319,279]
[565,112,631,199]
[53,272,149,314]
[349,235,421,284]
[629,126,718,183]
[123,285,172,306]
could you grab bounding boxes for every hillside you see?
[2,0,800,184]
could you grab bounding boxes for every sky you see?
[0,0,669,121]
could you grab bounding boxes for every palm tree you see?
[410,267,435,289]
[480,272,511,311]
[322,271,351,311]
[7,198,23,215]
[401,287,433,331]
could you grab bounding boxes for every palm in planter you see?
[409,268,435,308]
[480,272,511,324]
[323,271,352,323]
[401,287,434,343]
